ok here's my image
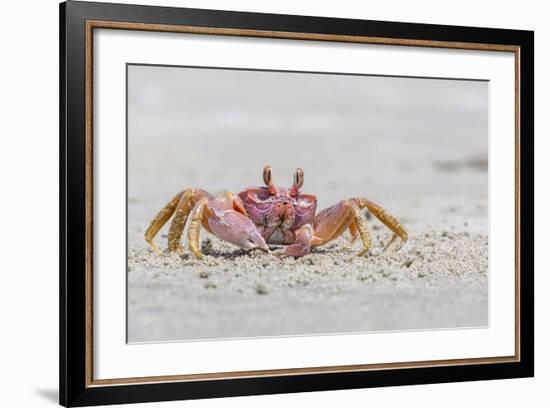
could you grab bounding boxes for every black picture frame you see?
[60,1,534,406]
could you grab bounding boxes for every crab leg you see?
[144,188,211,254]
[351,198,408,249]
[187,197,208,259]
[144,191,184,255]
[311,197,408,255]
[348,221,360,243]
[167,189,197,254]
[286,224,314,257]
[349,203,373,256]
[312,200,373,256]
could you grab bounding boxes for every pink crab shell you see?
[238,186,317,244]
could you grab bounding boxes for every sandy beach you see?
[128,215,488,342]
[127,64,489,342]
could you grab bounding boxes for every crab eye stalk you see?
[263,165,272,186]
[290,168,304,196]
[263,165,277,194]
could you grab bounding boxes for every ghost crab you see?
[145,166,408,259]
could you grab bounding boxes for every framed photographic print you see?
[59,1,534,406]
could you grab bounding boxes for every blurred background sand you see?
[127,65,489,342]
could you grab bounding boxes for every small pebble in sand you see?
[255,283,269,295]
[202,238,213,253]
[204,282,217,289]
[199,271,209,279]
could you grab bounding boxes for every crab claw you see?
[208,210,269,252]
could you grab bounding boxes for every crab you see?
[145,165,408,259]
